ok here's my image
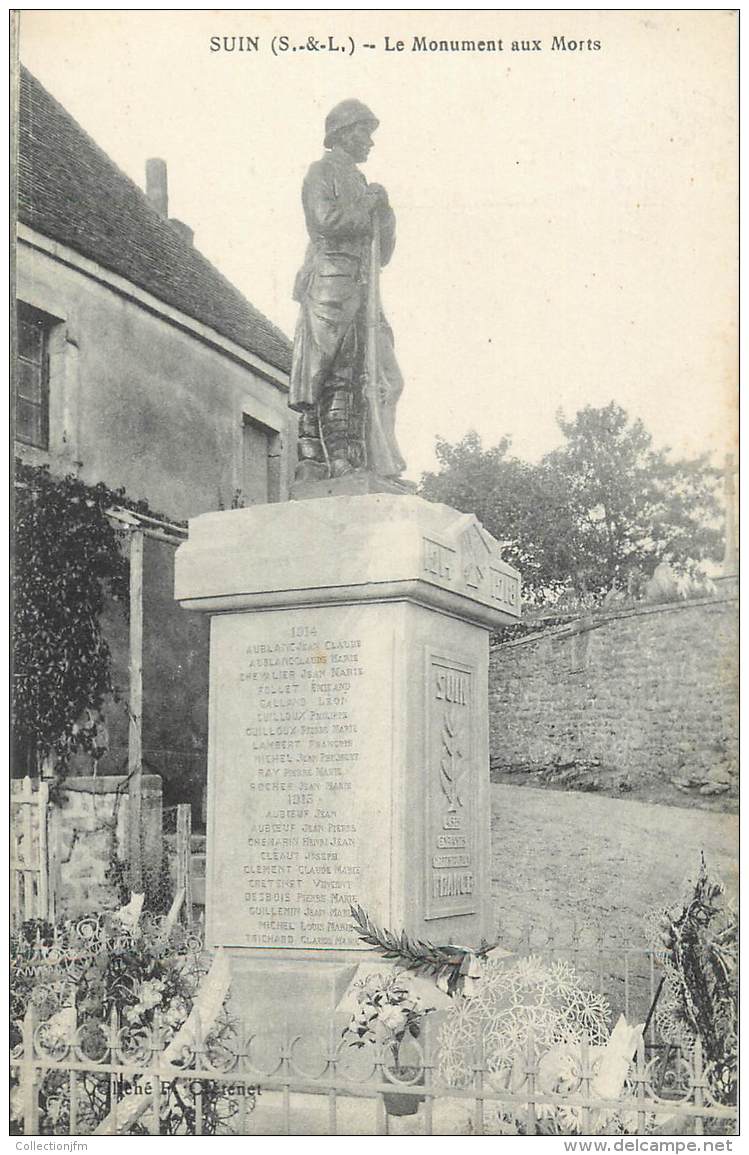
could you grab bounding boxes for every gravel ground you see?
[489,784,737,1027]
[490,783,738,951]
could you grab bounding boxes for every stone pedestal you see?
[290,469,417,502]
[174,494,520,1035]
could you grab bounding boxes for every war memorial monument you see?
[175,100,522,1032]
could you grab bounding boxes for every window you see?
[15,303,52,448]
[242,415,281,504]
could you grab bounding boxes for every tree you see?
[544,404,723,597]
[419,405,723,605]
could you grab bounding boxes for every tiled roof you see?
[17,67,291,375]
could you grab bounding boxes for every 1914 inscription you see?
[208,609,392,950]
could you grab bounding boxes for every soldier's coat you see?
[290,147,400,413]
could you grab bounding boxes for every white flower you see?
[43,1005,77,1044]
[139,979,165,1010]
[351,1003,377,1029]
[378,1005,408,1036]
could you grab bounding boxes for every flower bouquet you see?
[341,970,433,1116]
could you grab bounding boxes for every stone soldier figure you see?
[289,99,406,481]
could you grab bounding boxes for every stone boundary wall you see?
[489,595,738,801]
[13,774,164,920]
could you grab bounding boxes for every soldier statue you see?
[289,99,406,481]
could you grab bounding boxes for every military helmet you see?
[323,99,379,148]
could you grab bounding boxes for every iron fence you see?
[11,1000,736,1136]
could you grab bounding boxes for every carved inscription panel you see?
[208,607,393,950]
[421,525,520,617]
[425,654,477,920]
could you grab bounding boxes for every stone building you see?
[15,65,293,513]
[13,67,293,811]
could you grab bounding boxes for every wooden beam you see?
[128,529,144,894]
[22,775,34,921]
[37,779,49,921]
[176,804,193,924]
[106,504,186,543]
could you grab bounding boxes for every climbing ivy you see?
[12,459,172,774]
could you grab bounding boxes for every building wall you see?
[82,536,210,814]
[489,596,738,798]
[15,235,295,520]
[14,235,294,806]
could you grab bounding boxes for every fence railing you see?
[11,777,54,929]
[164,803,206,918]
[11,1002,737,1136]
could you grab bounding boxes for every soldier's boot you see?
[295,407,327,482]
[347,390,367,471]
[321,388,355,477]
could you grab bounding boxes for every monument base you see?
[175,494,522,1039]
[291,470,417,501]
[226,950,359,1041]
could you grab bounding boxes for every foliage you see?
[10,912,251,1135]
[10,911,198,1051]
[12,459,180,775]
[13,460,129,770]
[105,838,132,908]
[351,904,496,996]
[545,405,722,597]
[652,856,737,1105]
[419,405,723,606]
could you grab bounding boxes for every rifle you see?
[364,213,401,476]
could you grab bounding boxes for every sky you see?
[18,10,737,481]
